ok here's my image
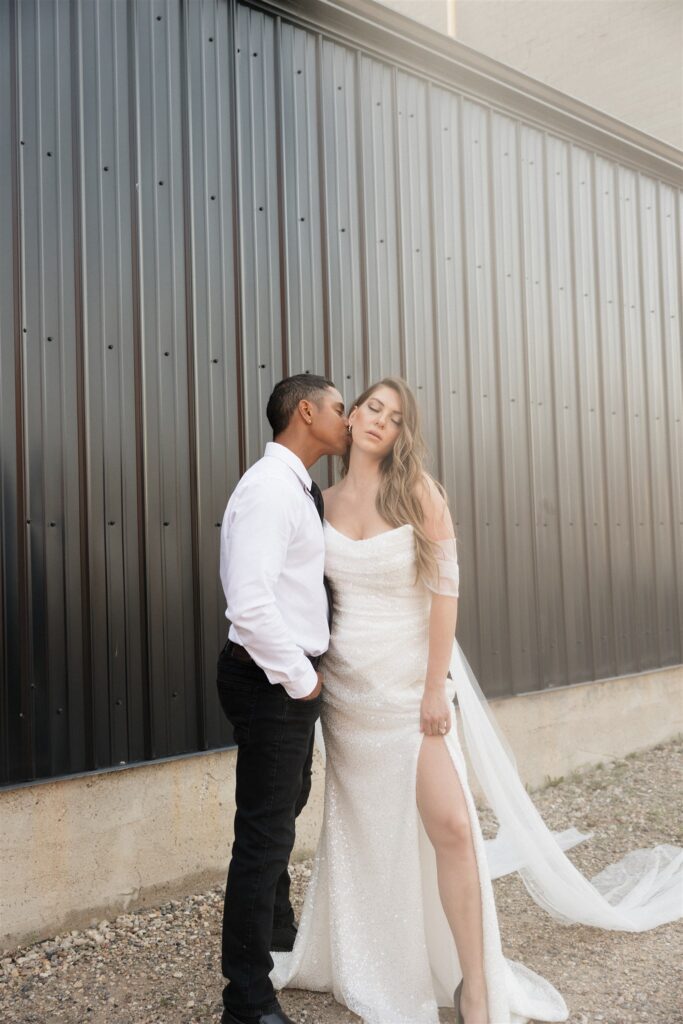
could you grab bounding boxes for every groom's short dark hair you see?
[267,373,336,437]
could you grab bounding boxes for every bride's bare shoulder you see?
[415,474,454,540]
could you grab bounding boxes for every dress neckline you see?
[324,520,413,544]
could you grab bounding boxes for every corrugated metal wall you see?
[1,0,681,787]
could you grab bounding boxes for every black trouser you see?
[217,644,321,1017]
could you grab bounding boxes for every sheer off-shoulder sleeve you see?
[424,537,459,598]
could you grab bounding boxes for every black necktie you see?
[309,480,325,523]
[309,481,333,629]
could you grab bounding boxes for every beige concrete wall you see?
[455,0,683,150]
[372,0,683,150]
[2,664,681,952]
[483,663,683,790]
[373,0,453,35]
[0,745,325,953]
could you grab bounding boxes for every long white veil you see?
[450,639,683,932]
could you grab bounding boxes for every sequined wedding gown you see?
[270,522,682,1024]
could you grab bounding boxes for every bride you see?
[270,376,682,1024]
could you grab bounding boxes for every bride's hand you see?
[420,682,452,736]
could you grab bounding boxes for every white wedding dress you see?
[270,523,682,1024]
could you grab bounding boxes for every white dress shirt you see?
[219,442,329,699]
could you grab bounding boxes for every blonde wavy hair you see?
[340,377,449,585]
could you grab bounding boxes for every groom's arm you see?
[220,475,319,700]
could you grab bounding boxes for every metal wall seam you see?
[235,5,283,465]
[428,80,448,483]
[540,130,570,688]
[454,92,482,675]
[391,66,407,379]
[0,0,29,780]
[320,39,364,401]
[657,182,683,651]
[484,105,512,691]
[279,22,325,386]
[68,0,91,772]
[125,0,152,766]
[359,56,402,384]
[228,0,247,478]
[624,166,659,667]
[273,15,290,380]
[353,48,370,390]
[179,0,205,752]
[395,73,439,462]
[314,32,332,394]
[565,143,596,683]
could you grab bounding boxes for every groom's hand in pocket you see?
[299,672,323,701]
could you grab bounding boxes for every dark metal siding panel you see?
[395,73,439,463]
[1,0,682,786]
[359,56,402,382]
[77,0,147,767]
[518,124,570,688]
[458,98,513,695]
[544,134,594,685]
[592,155,640,677]
[184,0,237,750]
[235,5,284,464]
[428,88,484,678]
[0,0,23,782]
[657,184,683,660]
[134,1,197,758]
[569,145,613,681]
[17,0,87,777]
[320,39,364,401]
[487,110,541,694]
[639,176,681,667]
[279,22,326,378]
[617,165,659,669]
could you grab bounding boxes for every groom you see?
[217,374,348,1024]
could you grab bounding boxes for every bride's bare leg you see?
[416,736,489,1024]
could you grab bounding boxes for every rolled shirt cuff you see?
[279,658,319,700]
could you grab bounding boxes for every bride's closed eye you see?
[368,401,402,426]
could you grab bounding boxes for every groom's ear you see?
[298,399,314,425]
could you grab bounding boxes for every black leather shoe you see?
[270,922,298,952]
[221,1005,295,1024]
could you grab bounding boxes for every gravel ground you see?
[2,738,681,1024]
